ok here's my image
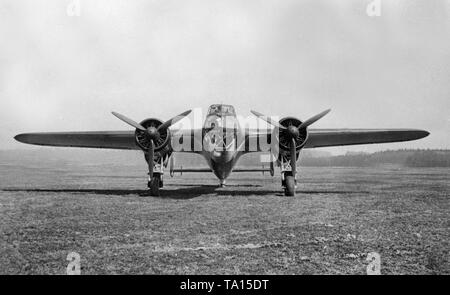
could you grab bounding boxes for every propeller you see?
[250,110,287,130]
[112,112,146,131]
[157,110,192,132]
[298,109,331,129]
[112,110,192,180]
[251,109,331,178]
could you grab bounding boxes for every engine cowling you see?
[135,118,171,151]
[278,117,309,152]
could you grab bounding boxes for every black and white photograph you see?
[0,0,449,279]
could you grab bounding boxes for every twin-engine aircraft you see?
[14,104,429,196]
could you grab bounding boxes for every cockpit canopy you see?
[205,104,238,130]
[207,104,236,117]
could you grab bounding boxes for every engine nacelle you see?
[278,117,309,152]
[135,118,171,152]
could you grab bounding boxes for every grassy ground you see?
[0,159,448,274]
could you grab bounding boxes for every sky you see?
[1,0,449,153]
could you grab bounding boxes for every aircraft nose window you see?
[208,104,236,116]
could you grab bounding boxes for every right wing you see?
[14,131,140,150]
[304,129,430,148]
[14,129,203,152]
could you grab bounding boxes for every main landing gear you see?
[282,172,296,197]
[280,155,297,197]
[145,153,168,197]
[148,173,163,196]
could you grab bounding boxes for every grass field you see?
[0,154,448,274]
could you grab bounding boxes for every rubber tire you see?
[149,177,160,196]
[284,175,295,197]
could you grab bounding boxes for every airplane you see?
[14,104,430,196]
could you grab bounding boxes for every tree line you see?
[300,149,450,168]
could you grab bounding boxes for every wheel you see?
[148,176,160,196]
[284,175,295,197]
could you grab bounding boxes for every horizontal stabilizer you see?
[171,166,272,176]
[172,168,212,173]
[233,167,272,172]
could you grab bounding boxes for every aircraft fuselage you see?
[200,104,245,183]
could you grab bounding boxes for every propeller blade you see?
[112,112,146,131]
[147,140,155,179]
[157,110,192,131]
[250,110,287,130]
[290,138,297,177]
[298,109,331,129]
